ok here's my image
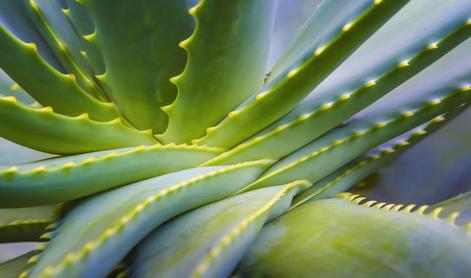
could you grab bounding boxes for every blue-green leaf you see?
[28,160,272,277]
[237,194,471,277]
[128,181,309,278]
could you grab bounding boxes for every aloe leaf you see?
[292,103,469,207]
[0,251,39,278]
[0,96,156,154]
[244,83,470,191]
[274,0,471,123]
[431,191,471,225]
[63,0,93,36]
[0,0,63,71]
[269,0,372,80]
[205,6,471,165]
[128,180,309,278]
[0,70,35,105]
[0,25,117,121]
[0,205,57,243]
[27,160,273,278]
[78,0,194,133]
[194,0,408,148]
[159,0,278,143]
[236,194,471,277]
[303,0,471,112]
[62,0,105,76]
[0,144,222,207]
[25,0,107,101]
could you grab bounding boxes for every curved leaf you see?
[0,251,39,278]
[27,160,273,277]
[0,24,117,121]
[194,0,408,148]
[244,83,470,191]
[79,0,194,132]
[128,181,309,278]
[236,194,471,277]
[160,0,277,143]
[269,0,372,80]
[0,0,63,71]
[63,0,105,75]
[205,3,471,165]
[0,96,156,154]
[0,205,57,243]
[0,144,222,207]
[26,0,108,101]
[292,103,469,207]
[0,70,35,105]
[431,191,471,225]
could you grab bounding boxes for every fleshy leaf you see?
[269,0,372,80]
[0,251,39,278]
[0,69,35,105]
[244,83,470,191]
[63,0,106,76]
[25,0,107,101]
[0,24,117,121]
[27,160,273,277]
[236,194,471,277]
[292,103,469,207]
[431,191,471,225]
[0,144,222,207]
[128,181,309,278]
[79,0,194,132]
[204,2,471,165]
[0,96,156,154]
[160,0,277,143]
[194,0,408,148]
[0,205,57,243]
[0,0,63,70]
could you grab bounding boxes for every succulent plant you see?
[0,0,471,277]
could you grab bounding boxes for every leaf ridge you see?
[191,180,310,278]
[0,95,155,155]
[244,84,470,191]
[193,0,409,148]
[291,103,469,207]
[204,21,471,165]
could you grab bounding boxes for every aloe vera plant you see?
[0,0,471,277]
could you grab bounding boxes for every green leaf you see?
[28,160,273,277]
[128,180,309,278]
[0,205,57,243]
[0,251,39,278]
[244,83,470,191]
[292,103,470,207]
[205,2,471,165]
[0,0,64,70]
[27,0,111,102]
[431,191,471,225]
[0,70,35,105]
[0,144,222,207]
[0,96,156,154]
[269,0,372,80]
[63,0,106,76]
[160,0,277,143]
[194,0,408,148]
[79,0,194,132]
[0,24,117,121]
[236,194,471,277]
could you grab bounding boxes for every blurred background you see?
[1,0,470,262]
